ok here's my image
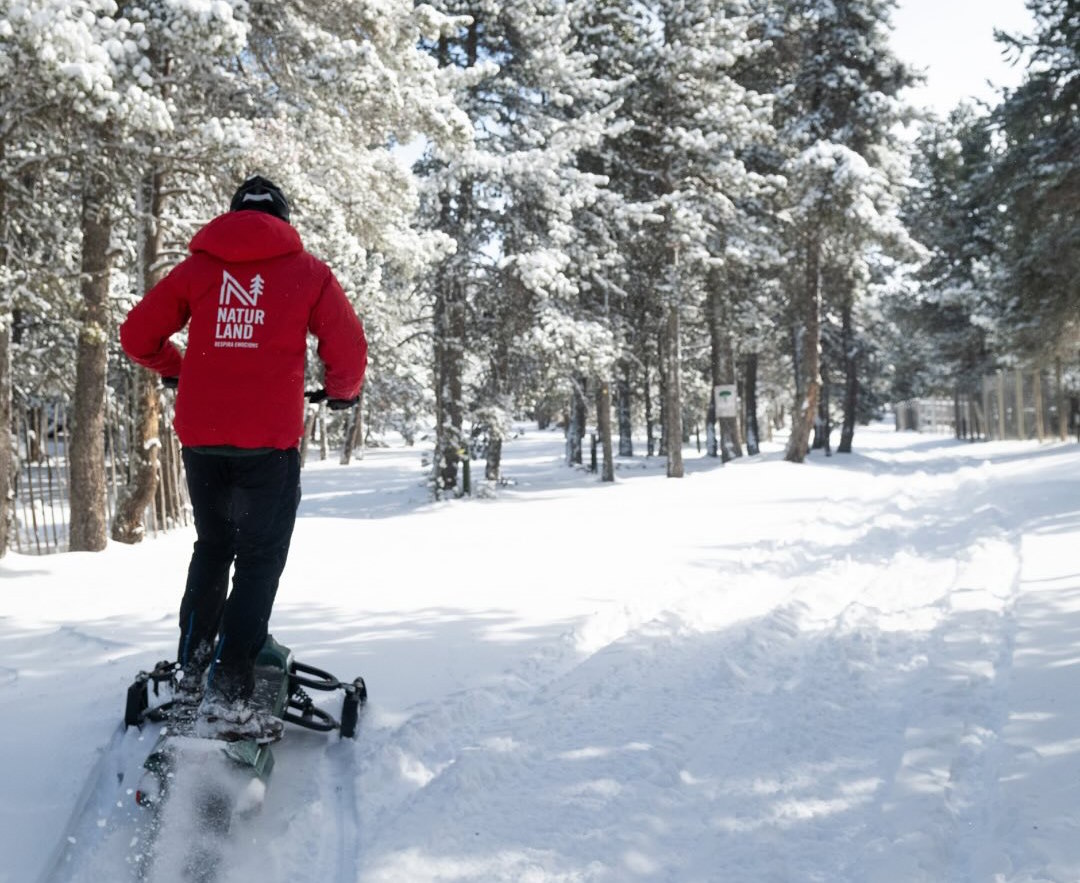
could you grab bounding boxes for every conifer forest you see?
[0,0,1077,554]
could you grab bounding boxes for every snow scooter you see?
[122,635,366,881]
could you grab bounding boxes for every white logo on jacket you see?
[215,270,266,348]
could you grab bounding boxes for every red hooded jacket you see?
[120,211,367,450]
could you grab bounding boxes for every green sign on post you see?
[714,385,737,419]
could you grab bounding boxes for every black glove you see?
[162,376,179,390]
[327,396,359,411]
[306,388,358,410]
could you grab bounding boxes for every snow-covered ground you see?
[5,423,1080,882]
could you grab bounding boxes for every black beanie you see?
[230,175,290,222]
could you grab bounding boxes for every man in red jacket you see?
[120,176,367,741]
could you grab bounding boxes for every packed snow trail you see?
[7,426,1080,882]
[351,524,1025,880]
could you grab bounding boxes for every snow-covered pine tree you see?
[111,1,254,544]
[229,0,471,469]
[567,0,644,461]
[895,106,1000,402]
[575,0,772,478]
[0,1,128,553]
[0,2,175,551]
[419,0,620,490]
[992,0,1079,362]
[0,1,251,550]
[764,0,918,461]
[497,2,626,482]
[4,0,465,550]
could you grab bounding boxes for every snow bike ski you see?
[122,635,366,881]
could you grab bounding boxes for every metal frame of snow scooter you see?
[124,634,367,809]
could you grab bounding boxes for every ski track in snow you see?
[35,711,373,883]
[9,427,1080,881]
[353,540,1026,881]
[40,724,159,882]
[344,441,1043,881]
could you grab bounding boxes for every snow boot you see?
[196,689,284,744]
[173,642,212,708]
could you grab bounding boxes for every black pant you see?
[179,447,301,699]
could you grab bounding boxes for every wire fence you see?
[979,368,1069,442]
[10,390,347,554]
[893,398,960,435]
[893,367,1073,443]
[11,396,192,555]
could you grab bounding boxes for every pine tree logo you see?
[219,270,263,307]
[215,270,268,348]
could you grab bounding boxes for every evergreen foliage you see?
[0,0,1077,553]
[991,0,1080,358]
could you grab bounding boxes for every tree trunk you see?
[596,376,614,482]
[744,352,760,455]
[645,355,656,457]
[617,362,633,457]
[812,362,832,454]
[567,374,587,465]
[1057,358,1068,441]
[431,25,476,498]
[838,292,857,453]
[708,280,742,462]
[0,154,13,557]
[318,404,329,460]
[111,369,161,543]
[484,425,502,480]
[791,321,804,420]
[434,272,465,493]
[341,407,356,466]
[657,328,668,457]
[485,436,501,481]
[706,287,722,458]
[300,407,315,466]
[706,394,717,458]
[485,334,512,482]
[112,168,167,544]
[341,388,364,465]
[664,281,683,478]
[719,334,742,463]
[785,232,821,463]
[0,312,12,557]
[69,164,113,551]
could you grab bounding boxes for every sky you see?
[890,0,1035,114]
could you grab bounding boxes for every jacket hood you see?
[189,211,303,262]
